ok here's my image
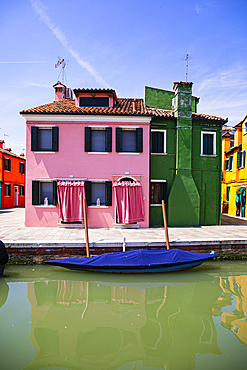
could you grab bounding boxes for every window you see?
[32,181,57,206]
[20,185,25,196]
[85,127,112,152]
[116,128,143,153]
[31,126,59,152]
[4,158,11,171]
[79,97,109,107]
[150,181,167,204]
[229,155,233,171]
[224,158,229,170]
[226,186,230,201]
[201,131,216,155]
[85,181,112,206]
[19,162,25,174]
[151,130,166,153]
[5,184,11,196]
[237,150,245,169]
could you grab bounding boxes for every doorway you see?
[14,186,18,206]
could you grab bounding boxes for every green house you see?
[146,82,226,227]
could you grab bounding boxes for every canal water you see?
[1,261,247,370]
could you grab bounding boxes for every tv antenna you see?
[55,56,68,85]
[182,54,192,82]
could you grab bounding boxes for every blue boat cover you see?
[44,249,214,268]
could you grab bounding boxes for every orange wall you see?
[1,152,26,208]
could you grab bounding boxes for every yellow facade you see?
[222,115,247,217]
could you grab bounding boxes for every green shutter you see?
[52,127,59,151]
[53,181,57,206]
[136,128,143,152]
[31,127,39,151]
[162,182,168,204]
[105,128,112,152]
[85,127,91,152]
[229,156,233,171]
[243,151,246,168]
[85,181,91,206]
[105,181,112,206]
[116,128,122,152]
[224,159,228,170]
[32,181,39,205]
[157,132,164,153]
[151,132,157,153]
[237,152,241,168]
[207,134,213,155]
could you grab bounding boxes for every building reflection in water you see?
[214,275,247,345]
[22,273,229,370]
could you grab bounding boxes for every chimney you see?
[173,81,193,118]
[0,140,4,149]
[53,81,66,101]
[5,148,11,152]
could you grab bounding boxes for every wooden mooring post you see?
[162,199,170,250]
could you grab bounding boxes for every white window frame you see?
[150,180,167,206]
[5,183,11,196]
[151,129,166,154]
[201,131,216,156]
[20,185,25,196]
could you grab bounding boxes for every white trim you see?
[34,125,55,128]
[119,125,139,129]
[88,125,108,128]
[117,176,138,182]
[88,152,109,155]
[35,205,56,208]
[34,152,56,154]
[201,131,216,155]
[119,152,140,155]
[88,206,109,209]
[151,129,166,154]
[35,179,54,182]
[151,179,167,182]
[23,114,152,123]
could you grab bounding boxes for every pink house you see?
[20,83,154,228]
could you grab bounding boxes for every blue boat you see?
[44,249,215,273]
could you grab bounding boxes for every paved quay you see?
[1,208,247,260]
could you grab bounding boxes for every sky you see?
[0,0,247,155]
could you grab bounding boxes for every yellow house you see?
[222,115,247,217]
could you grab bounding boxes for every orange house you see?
[0,141,26,208]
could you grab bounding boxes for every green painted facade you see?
[147,82,224,227]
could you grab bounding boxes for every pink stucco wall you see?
[25,119,150,228]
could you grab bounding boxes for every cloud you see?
[195,3,201,14]
[30,0,108,86]
[195,64,247,125]
[0,61,47,64]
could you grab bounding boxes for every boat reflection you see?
[24,271,222,370]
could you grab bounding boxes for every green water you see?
[1,261,247,370]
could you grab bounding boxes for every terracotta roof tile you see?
[20,98,226,122]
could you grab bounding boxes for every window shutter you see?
[52,127,59,151]
[85,127,91,152]
[151,132,157,153]
[85,181,91,206]
[237,152,241,168]
[162,182,168,204]
[31,127,39,151]
[229,156,233,171]
[9,159,11,171]
[207,134,213,155]
[116,128,122,152]
[105,181,112,206]
[105,128,112,152]
[32,181,39,205]
[53,181,57,206]
[157,132,164,153]
[19,162,21,173]
[224,159,228,170]
[243,151,246,168]
[136,128,143,152]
